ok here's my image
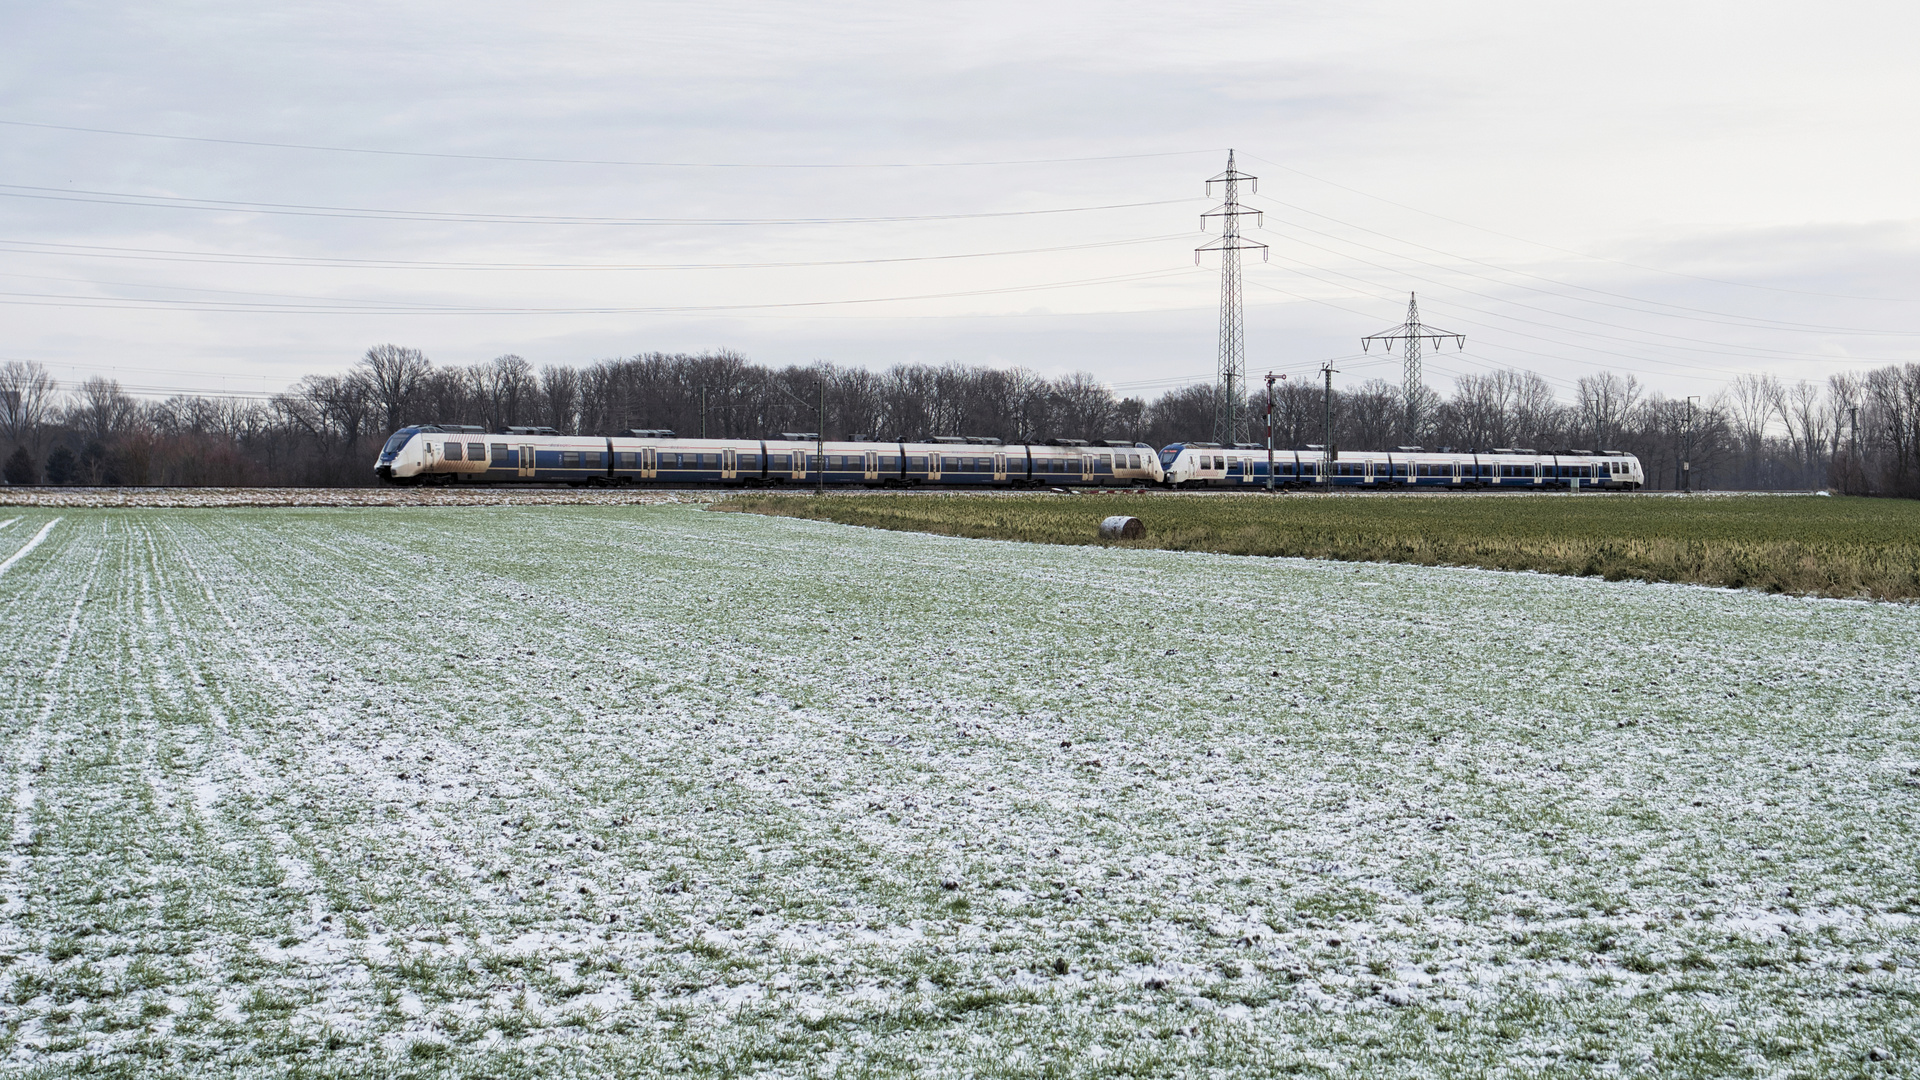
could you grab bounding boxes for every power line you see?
[1257,236,1920,367]
[0,119,1223,170]
[1239,150,1920,305]
[0,265,1200,316]
[1246,276,1803,387]
[1251,197,1920,336]
[0,182,1202,227]
[0,232,1193,272]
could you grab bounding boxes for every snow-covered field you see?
[0,505,1913,1077]
[0,487,708,508]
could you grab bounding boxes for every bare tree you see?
[538,365,581,433]
[69,377,140,445]
[357,344,431,433]
[1576,371,1642,449]
[1050,372,1117,439]
[476,354,536,432]
[1727,373,1780,486]
[0,360,59,452]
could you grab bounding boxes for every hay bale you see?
[1099,515,1144,540]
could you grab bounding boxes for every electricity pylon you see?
[1361,292,1463,445]
[1196,151,1267,445]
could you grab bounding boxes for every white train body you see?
[1158,443,1644,490]
[376,428,1166,488]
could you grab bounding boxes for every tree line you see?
[2,346,1916,494]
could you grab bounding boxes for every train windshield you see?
[380,428,417,457]
[1159,445,1182,468]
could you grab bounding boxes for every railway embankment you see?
[720,491,1920,601]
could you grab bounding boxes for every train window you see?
[466,442,484,460]
[559,451,580,467]
[443,442,462,461]
[909,456,925,470]
[941,456,957,471]
[881,456,898,468]
[491,443,510,462]
[1099,454,1112,469]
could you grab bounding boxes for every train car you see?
[376,426,1169,488]
[1157,443,1642,491]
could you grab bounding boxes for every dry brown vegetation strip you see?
[720,491,1920,601]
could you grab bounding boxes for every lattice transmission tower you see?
[1361,292,1464,445]
[1196,151,1267,445]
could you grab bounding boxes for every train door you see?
[1363,460,1376,484]
[1533,462,1543,485]
[1082,454,1094,483]
[791,448,806,481]
[722,448,737,481]
[993,453,1006,482]
[641,447,656,480]
[865,450,878,481]
[517,444,536,478]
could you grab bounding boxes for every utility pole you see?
[1681,396,1698,492]
[1849,405,1860,493]
[1361,292,1464,446]
[701,384,708,439]
[1196,151,1268,447]
[816,380,826,497]
[1320,362,1338,489]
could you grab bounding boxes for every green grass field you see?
[721,492,1920,601]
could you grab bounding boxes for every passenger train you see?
[374,425,1644,491]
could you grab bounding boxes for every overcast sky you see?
[3,0,1916,406]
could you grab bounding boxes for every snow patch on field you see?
[0,505,1912,1077]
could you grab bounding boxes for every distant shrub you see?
[2,446,32,486]
[44,446,76,486]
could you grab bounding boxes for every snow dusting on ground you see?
[0,505,1913,1076]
